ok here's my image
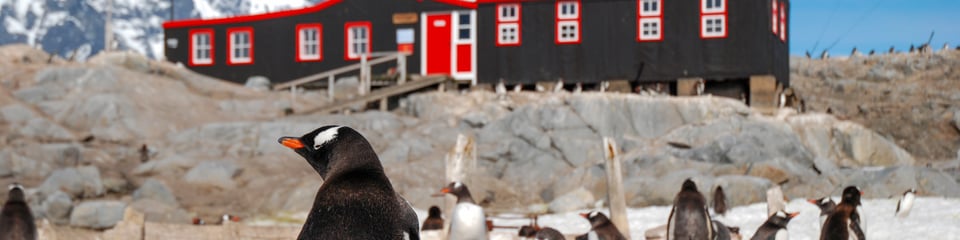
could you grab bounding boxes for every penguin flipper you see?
[849,220,865,240]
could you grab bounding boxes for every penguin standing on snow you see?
[714,186,728,216]
[0,183,37,240]
[422,206,444,231]
[438,181,487,240]
[895,189,916,218]
[575,211,626,240]
[279,126,420,240]
[750,211,799,240]
[820,186,865,240]
[807,197,836,227]
[667,179,714,240]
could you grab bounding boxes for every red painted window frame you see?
[555,0,582,45]
[771,0,778,35]
[226,27,254,65]
[699,0,727,39]
[344,21,372,61]
[496,3,522,47]
[296,23,323,62]
[637,0,663,42]
[188,28,214,66]
[779,2,786,42]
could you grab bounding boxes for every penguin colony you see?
[280,125,918,240]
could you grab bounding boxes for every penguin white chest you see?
[774,229,789,240]
[896,193,915,218]
[448,203,487,240]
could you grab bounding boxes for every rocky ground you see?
[0,44,957,237]
[791,50,960,163]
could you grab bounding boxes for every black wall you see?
[475,0,789,86]
[164,0,462,84]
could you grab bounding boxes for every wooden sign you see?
[393,13,418,24]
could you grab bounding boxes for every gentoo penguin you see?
[868,49,875,56]
[820,186,865,240]
[191,217,206,225]
[766,186,787,217]
[535,227,566,240]
[888,46,896,54]
[895,189,916,218]
[820,50,829,59]
[850,47,859,56]
[714,186,728,216]
[513,84,523,93]
[422,206,444,231]
[0,183,37,240]
[667,179,714,240]
[495,80,507,98]
[750,211,799,240]
[220,214,241,225]
[807,197,836,227]
[279,125,420,240]
[553,79,565,92]
[575,211,626,240]
[805,51,812,59]
[438,181,487,240]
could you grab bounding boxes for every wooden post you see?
[379,98,388,111]
[444,134,476,236]
[289,85,297,112]
[328,75,335,102]
[359,55,368,95]
[397,53,407,85]
[603,137,631,239]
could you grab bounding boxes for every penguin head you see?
[769,210,799,228]
[6,183,25,202]
[904,188,917,195]
[807,197,836,210]
[439,181,474,203]
[518,225,538,237]
[279,125,380,178]
[427,206,442,218]
[579,211,610,228]
[841,186,863,206]
[681,179,699,192]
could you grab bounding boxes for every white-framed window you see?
[771,0,779,34]
[498,4,520,22]
[557,1,580,20]
[297,24,322,62]
[457,13,472,41]
[345,22,371,60]
[702,0,725,14]
[701,15,726,38]
[639,0,661,16]
[639,18,662,41]
[189,29,213,66]
[557,21,579,43]
[496,4,521,46]
[227,27,253,65]
[498,23,520,45]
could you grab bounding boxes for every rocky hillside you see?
[791,50,960,162]
[0,44,957,236]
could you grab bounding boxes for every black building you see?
[163,0,789,89]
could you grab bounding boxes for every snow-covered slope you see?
[0,0,320,60]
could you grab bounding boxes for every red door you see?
[425,14,452,75]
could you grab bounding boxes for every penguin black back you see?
[279,126,419,240]
[750,211,798,240]
[667,179,713,240]
[0,184,37,240]
[713,186,727,216]
[820,186,865,240]
[579,211,626,240]
[422,206,444,231]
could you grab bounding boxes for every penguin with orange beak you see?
[750,210,799,240]
[437,181,486,240]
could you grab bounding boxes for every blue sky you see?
[790,0,960,56]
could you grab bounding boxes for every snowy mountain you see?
[0,0,321,60]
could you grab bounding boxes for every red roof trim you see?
[163,0,343,29]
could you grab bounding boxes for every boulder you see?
[41,190,73,225]
[831,122,915,167]
[0,104,77,141]
[0,150,51,178]
[244,76,272,91]
[70,201,127,229]
[548,187,596,213]
[132,179,178,207]
[129,199,191,223]
[101,208,146,240]
[39,166,104,198]
[183,161,241,189]
[132,153,197,175]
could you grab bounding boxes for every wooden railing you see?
[272,52,408,105]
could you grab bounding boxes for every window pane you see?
[707,0,713,8]
[460,14,470,25]
[459,29,470,40]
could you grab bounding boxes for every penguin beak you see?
[787,212,800,219]
[579,213,589,218]
[279,137,305,149]
[807,199,818,204]
[432,187,451,197]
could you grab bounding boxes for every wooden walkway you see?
[295,74,450,114]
